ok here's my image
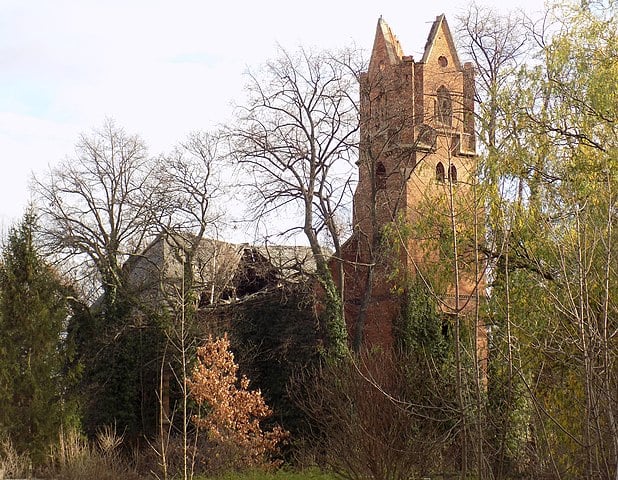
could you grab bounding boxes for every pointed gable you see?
[421,14,462,71]
[368,17,404,73]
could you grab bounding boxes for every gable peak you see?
[421,14,462,70]
[369,17,405,72]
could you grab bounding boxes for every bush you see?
[51,426,142,480]
[292,349,460,480]
[0,435,31,479]
[188,335,288,473]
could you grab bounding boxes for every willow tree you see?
[464,1,618,477]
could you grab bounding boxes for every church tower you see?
[337,15,483,352]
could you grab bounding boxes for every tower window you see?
[438,56,448,68]
[376,162,386,189]
[436,162,445,183]
[449,164,458,183]
[417,124,437,147]
[436,85,452,126]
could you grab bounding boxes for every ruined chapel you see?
[126,15,486,359]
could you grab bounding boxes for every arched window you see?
[436,85,452,126]
[436,162,445,183]
[376,162,386,189]
[449,164,458,183]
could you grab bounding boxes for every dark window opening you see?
[437,85,452,126]
[442,319,450,339]
[376,162,387,189]
[436,162,445,183]
[449,164,458,184]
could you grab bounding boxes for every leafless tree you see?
[33,118,162,303]
[155,131,226,245]
[457,4,530,150]
[33,120,229,446]
[229,46,363,358]
[147,131,228,480]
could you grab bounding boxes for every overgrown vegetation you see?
[188,334,288,472]
[0,1,616,479]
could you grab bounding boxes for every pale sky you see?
[0,0,546,233]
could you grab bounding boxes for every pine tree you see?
[0,212,73,462]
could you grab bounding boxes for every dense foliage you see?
[1,2,617,479]
[0,213,75,462]
[188,335,288,470]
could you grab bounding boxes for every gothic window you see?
[449,164,458,183]
[436,162,445,183]
[436,85,452,126]
[376,161,386,189]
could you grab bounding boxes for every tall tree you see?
[34,118,161,303]
[33,119,165,438]
[230,46,363,359]
[514,2,618,476]
[456,6,535,478]
[152,131,227,479]
[0,212,73,462]
[459,1,618,477]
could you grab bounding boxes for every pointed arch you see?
[449,164,458,183]
[436,162,445,183]
[376,161,386,189]
[436,85,452,126]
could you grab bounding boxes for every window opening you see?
[376,162,386,189]
[436,85,452,126]
[436,162,445,183]
[449,164,458,183]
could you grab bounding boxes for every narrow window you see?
[436,85,452,126]
[436,162,445,183]
[376,162,386,189]
[449,164,458,183]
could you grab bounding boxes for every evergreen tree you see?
[0,212,73,462]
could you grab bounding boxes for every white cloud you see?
[0,0,546,227]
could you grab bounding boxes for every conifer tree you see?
[0,212,73,462]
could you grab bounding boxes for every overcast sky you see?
[0,0,546,233]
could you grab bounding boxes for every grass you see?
[199,468,338,480]
[0,436,32,479]
[2,428,337,480]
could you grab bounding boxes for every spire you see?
[368,17,405,73]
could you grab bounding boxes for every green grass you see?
[198,468,338,480]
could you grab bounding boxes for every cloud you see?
[0,0,546,227]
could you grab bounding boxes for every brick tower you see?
[336,15,484,352]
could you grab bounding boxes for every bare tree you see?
[155,131,226,244]
[229,46,363,359]
[33,118,161,303]
[457,4,530,151]
[147,131,228,480]
[32,119,168,437]
[33,121,229,442]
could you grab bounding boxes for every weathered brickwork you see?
[335,15,486,358]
